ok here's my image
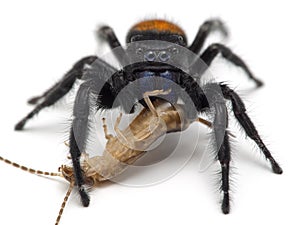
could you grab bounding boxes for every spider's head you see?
[126,19,187,47]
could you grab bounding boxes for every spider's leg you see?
[27,56,97,105]
[69,81,93,207]
[69,61,119,207]
[208,87,232,214]
[98,26,122,49]
[97,26,129,66]
[221,84,283,174]
[200,44,263,87]
[189,19,228,54]
[218,130,231,214]
[15,56,98,130]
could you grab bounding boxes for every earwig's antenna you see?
[55,182,74,225]
[0,156,61,177]
[0,155,74,225]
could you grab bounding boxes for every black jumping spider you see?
[14,19,282,214]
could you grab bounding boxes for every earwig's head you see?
[59,164,98,187]
[126,19,187,46]
[59,165,75,183]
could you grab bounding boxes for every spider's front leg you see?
[204,85,232,214]
[15,56,98,130]
[27,56,98,105]
[68,59,119,206]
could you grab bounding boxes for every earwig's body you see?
[61,91,198,186]
[2,90,205,225]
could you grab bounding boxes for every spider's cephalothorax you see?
[14,18,281,214]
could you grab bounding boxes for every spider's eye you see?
[172,47,179,54]
[136,48,143,55]
[158,51,170,62]
[144,51,156,61]
[178,36,184,42]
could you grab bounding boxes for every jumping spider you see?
[14,19,282,214]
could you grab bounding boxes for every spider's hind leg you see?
[189,19,228,54]
[97,26,129,66]
[27,56,97,105]
[200,44,263,87]
[221,84,282,174]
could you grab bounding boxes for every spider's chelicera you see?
[14,19,282,214]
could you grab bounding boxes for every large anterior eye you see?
[144,51,156,61]
[158,51,170,62]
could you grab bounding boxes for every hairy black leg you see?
[69,58,118,206]
[189,19,228,54]
[221,84,282,174]
[201,43,263,87]
[69,128,90,207]
[209,87,232,214]
[218,131,231,214]
[97,26,129,66]
[98,26,122,49]
[15,56,98,130]
[27,56,98,105]
[69,81,94,207]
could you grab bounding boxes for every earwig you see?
[1,89,210,225]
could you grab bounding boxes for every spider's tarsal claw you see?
[15,120,26,130]
[79,188,90,207]
[27,96,41,105]
[255,79,264,88]
[222,192,230,214]
[271,161,283,174]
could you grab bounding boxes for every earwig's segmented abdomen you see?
[79,99,196,185]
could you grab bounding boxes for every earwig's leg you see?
[64,141,70,147]
[200,44,263,87]
[112,112,141,149]
[197,117,212,128]
[113,90,172,148]
[143,89,171,117]
[113,113,132,146]
[97,26,129,66]
[15,56,98,130]
[102,117,113,140]
[197,117,236,138]
[189,19,228,54]
[113,113,124,137]
[221,84,283,174]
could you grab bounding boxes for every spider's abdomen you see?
[130,19,185,35]
[126,19,187,46]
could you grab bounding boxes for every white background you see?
[0,1,298,225]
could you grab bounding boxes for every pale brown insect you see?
[0,89,210,225]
